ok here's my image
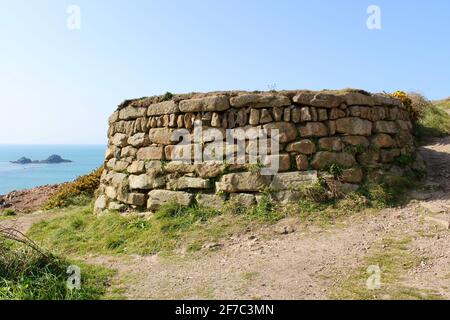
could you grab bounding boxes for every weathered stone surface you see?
[216,172,269,193]
[295,154,309,171]
[105,186,117,199]
[230,94,290,108]
[298,122,328,137]
[164,144,196,161]
[286,140,316,155]
[100,90,418,212]
[374,121,398,134]
[119,106,147,120]
[137,146,164,160]
[107,159,129,172]
[147,190,193,211]
[344,92,375,106]
[111,133,128,147]
[380,149,401,163]
[94,195,108,212]
[129,174,165,190]
[273,107,283,121]
[291,108,301,123]
[195,162,226,178]
[261,154,291,172]
[300,107,312,121]
[148,128,180,145]
[109,111,119,124]
[177,115,185,128]
[319,137,343,152]
[293,92,345,108]
[327,120,336,135]
[121,146,137,158]
[110,172,129,187]
[108,202,126,211]
[236,109,247,126]
[229,193,256,206]
[311,152,356,169]
[335,118,372,136]
[164,161,196,174]
[179,95,230,112]
[147,100,179,116]
[211,113,221,127]
[283,108,291,122]
[128,133,150,148]
[167,176,210,190]
[105,146,119,161]
[372,134,395,149]
[329,108,346,120]
[272,190,302,205]
[260,109,273,124]
[341,136,370,147]
[318,109,328,121]
[127,193,146,206]
[270,171,318,191]
[396,120,413,131]
[341,168,363,184]
[248,109,260,125]
[195,194,225,210]
[357,150,380,165]
[263,122,298,144]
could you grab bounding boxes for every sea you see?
[0,145,106,195]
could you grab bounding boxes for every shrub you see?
[1,209,16,217]
[45,168,103,210]
[162,92,174,101]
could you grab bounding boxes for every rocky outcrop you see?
[11,155,72,164]
[95,89,420,213]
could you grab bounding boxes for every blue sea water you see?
[0,145,106,195]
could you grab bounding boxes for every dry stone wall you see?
[95,89,422,213]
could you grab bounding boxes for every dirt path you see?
[2,137,450,300]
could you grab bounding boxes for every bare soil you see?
[0,184,60,214]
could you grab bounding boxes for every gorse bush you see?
[45,167,103,210]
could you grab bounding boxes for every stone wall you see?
[95,89,422,213]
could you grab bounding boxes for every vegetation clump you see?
[0,228,112,300]
[45,168,103,210]
[1,209,16,217]
[392,91,450,139]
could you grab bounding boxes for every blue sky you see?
[1,0,449,144]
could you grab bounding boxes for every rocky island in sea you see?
[11,154,73,165]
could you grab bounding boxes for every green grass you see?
[434,98,450,110]
[415,104,450,139]
[0,242,113,300]
[332,236,442,300]
[29,203,278,256]
[1,208,16,217]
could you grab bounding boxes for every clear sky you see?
[1,0,449,144]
